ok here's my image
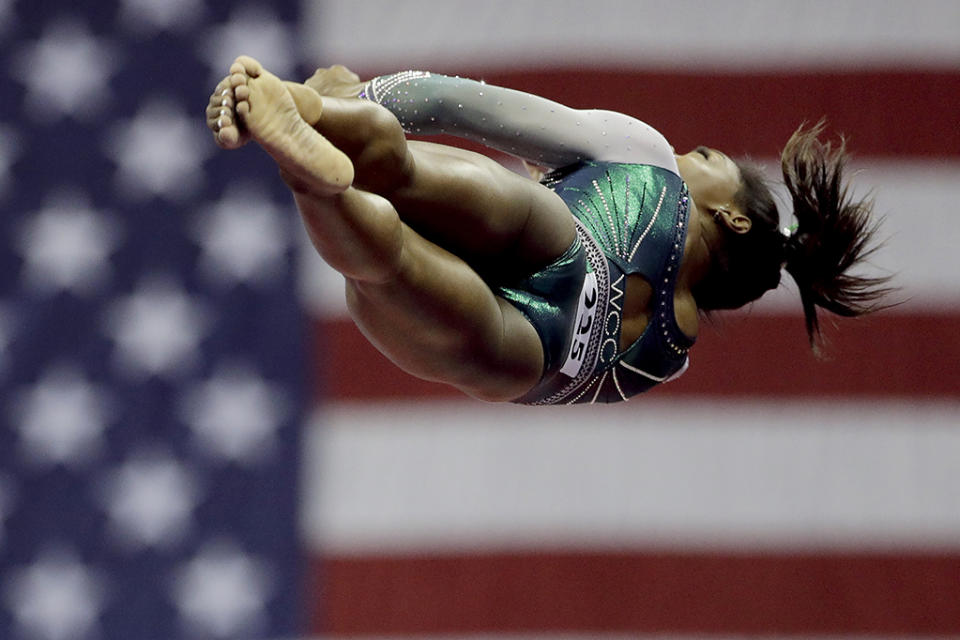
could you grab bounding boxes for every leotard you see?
[361,72,693,403]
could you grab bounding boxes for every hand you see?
[304,65,366,98]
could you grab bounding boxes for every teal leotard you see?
[504,162,692,404]
[361,72,694,403]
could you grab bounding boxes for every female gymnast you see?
[205,56,891,405]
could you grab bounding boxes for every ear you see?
[715,207,752,234]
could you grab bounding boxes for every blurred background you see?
[1,1,958,639]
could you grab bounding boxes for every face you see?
[675,146,743,214]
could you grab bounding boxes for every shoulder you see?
[580,110,678,172]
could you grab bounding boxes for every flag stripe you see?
[303,398,960,636]
[300,158,958,316]
[310,551,960,635]
[300,159,960,320]
[303,3,960,637]
[302,402,960,553]
[313,312,960,401]
[308,0,960,73]
[453,69,960,159]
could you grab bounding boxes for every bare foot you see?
[206,76,251,149]
[207,73,323,148]
[228,55,354,195]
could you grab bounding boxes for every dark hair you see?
[693,121,893,353]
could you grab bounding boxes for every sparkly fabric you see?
[361,71,678,171]
[496,235,585,380]
[516,162,693,405]
[362,72,693,403]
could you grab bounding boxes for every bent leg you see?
[296,185,544,402]
[287,87,577,279]
[212,56,543,400]
[210,62,573,279]
[394,140,576,277]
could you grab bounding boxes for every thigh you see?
[344,217,545,402]
[393,141,576,278]
[311,96,574,279]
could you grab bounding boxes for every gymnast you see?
[205,56,891,405]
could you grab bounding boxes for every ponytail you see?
[693,121,894,354]
[780,121,894,353]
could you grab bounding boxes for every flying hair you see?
[779,120,895,354]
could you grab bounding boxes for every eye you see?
[695,146,710,159]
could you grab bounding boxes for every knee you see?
[353,104,412,191]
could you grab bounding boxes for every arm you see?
[330,69,678,172]
[361,71,677,171]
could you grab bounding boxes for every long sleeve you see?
[360,71,679,173]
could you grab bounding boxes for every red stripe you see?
[406,69,960,158]
[308,550,960,635]
[313,312,960,401]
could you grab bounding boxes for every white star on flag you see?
[16,190,121,296]
[192,184,294,287]
[103,275,211,380]
[104,98,214,202]
[196,5,297,81]
[117,0,206,34]
[8,364,113,468]
[11,19,117,121]
[179,362,289,464]
[3,548,107,640]
[97,451,200,550]
[170,538,273,638]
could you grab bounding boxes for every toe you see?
[209,84,229,108]
[229,72,247,89]
[206,107,222,128]
[234,55,262,77]
[217,126,240,148]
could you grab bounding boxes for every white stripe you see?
[298,160,960,317]
[301,399,960,554]
[306,0,960,70]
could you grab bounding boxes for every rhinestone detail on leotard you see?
[538,162,692,404]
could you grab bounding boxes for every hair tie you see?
[780,223,799,270]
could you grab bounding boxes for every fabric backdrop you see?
[300,1,960,637]
[1,1,958,639]
[0,1,311,639]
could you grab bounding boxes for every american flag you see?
[2,1,960,640]
[1,1,310,639]
[299,0,960,637]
